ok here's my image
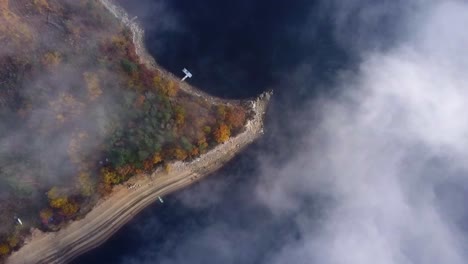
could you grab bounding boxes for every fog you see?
[80,0,468,263]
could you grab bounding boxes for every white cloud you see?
[258,1,468,263]
[114,1,468,264]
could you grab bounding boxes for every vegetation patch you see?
[0,0,248,259]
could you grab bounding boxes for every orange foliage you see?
[225,107,246,129]
[143,158,153,171]
[190,147,199,157]
[98,182,112,196]
[213,123,230,143]
[116,165,134,178]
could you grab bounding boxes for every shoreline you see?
[7,91,270,264]
[100,0,240,105]
[6,1,272,263]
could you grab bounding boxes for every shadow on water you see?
[73,0,349,263]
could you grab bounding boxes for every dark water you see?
[73,0,349,263]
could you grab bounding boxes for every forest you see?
[0,0,248,259]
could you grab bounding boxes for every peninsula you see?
[0,0,271,263]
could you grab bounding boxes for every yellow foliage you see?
[156,78,178,97]
[164,163,171,173]
[190,147,199,157]
[152,153,162,164]
[101,167,125,185]
[116,165,134,178]
[47,186,60,200]
[61,201,79,217]
[172,147,188,161]
[83,72,102,101]
[47,187,70,209]
[213,123,230,143]
[0,243,10,256]
[50,197,68,209]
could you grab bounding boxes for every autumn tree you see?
[61,201,80,217]
[213,123,230,143]
[225,107,246,129]
[116,165,135,179]
[152,152,162,164]
[101,167,126,185]
[165,146,187,161]
[46,187,80,217]
[158,79,178,97]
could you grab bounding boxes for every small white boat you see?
[158,196,164,203]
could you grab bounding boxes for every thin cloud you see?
[116,1,468,264]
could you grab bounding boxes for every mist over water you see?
[74,1,468,264]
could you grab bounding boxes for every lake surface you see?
[73,0,349,263]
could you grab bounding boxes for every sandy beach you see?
[6,2,271,263]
